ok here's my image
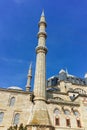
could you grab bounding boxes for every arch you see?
[64,109,70,115]
[13,113,20,125]
[54,108,60,115]
[0,112,4,123]
[73,110,80,116]
[74,88,86,94]
[54,108,60,126]
[9,97,15,106]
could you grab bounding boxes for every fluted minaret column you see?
[26,63,32,92]
[27,11,51,129]
[34,11,47,101]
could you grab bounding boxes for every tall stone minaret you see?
[26,63,32,92]
[34,10,47,101]
[27,11,51,130]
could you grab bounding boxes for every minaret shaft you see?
[34,13,47,100]
[26,63,32,92]
[34,51,46,100]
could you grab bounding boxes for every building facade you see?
[0,11,87,130]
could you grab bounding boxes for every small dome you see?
[59,69,65,74]
[7,86,23,91]
[84,73,87,78]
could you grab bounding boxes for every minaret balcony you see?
[36,46,48,54]
[37,31,47,38]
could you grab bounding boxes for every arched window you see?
[54,109,60,115]
[0,112,4,123]
[73,111,81,127]
[13,113,20,125]
[74,111,80,116]
[64,110,70,115]
[9,97,15,106]
[64,110,71,127]
[54,108,60,126]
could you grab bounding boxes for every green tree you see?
[7,124,27,130]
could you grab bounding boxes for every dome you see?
[7,86,23,91]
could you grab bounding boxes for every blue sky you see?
[0,0,87,90]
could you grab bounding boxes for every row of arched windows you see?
[0,112,20,125]
[54,109,81,128]
[54,108,80,116]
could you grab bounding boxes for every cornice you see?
[47,99,80,107]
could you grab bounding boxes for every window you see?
[54,108,60,126]
[54,109,60,115]
[9,97,15,106]
[77,119,81,128]
[55,118,60,126]
[66,118,70,127]
[0,112,4,123]
[74,111,79,116]
[13,113,20,125]
[64,110,70,115]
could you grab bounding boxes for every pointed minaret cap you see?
[84,73,87,78]
[26,63,32,92]
[66,68,68,74]
[41,9,45,17]
[28,62,32,77]
[39,10,47,26]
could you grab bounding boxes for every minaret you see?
[27,11,51,130]
[34,10,47,101]
[26,63,32,92]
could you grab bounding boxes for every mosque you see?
[0,11,87,130]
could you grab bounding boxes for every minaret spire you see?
[26,63,32,92]
[27,11,51,129]
[41,9,45,17]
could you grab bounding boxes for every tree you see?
[7,124,27,130]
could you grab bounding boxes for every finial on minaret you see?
[41,9,45,17]
[26,63,32,92]
[39,10,47,27]
[66,68,68,74]
[84,73,87,78]
[84,73,87,85]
